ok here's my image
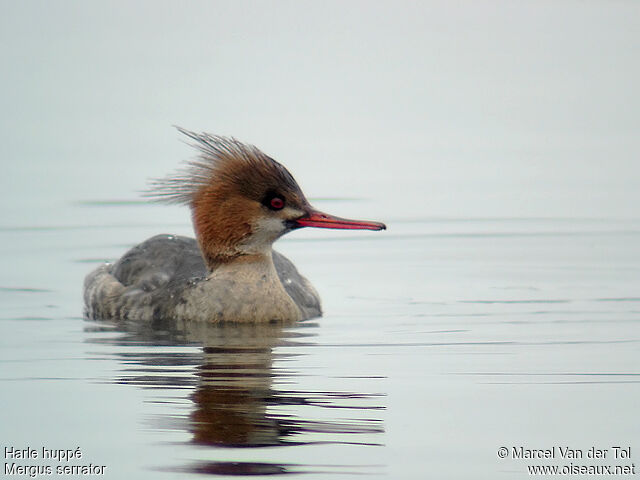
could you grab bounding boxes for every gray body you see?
[84,234,322,323]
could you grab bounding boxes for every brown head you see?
[149,128,386,269]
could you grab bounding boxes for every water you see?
[1,2,639,479]
[2,214,639,478]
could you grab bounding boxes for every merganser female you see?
[84,128,386,323]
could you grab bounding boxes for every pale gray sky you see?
[1,0,639,223]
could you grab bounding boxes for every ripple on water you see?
[84,318,386,475]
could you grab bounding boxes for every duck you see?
[84,128,386,323]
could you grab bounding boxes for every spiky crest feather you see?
[146,127,304,206]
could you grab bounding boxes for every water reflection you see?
[85,318,385,475]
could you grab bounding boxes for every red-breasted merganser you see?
[84,128,386,323]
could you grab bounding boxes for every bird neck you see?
[179,249,302,323]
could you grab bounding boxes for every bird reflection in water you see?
[86,318,385,475]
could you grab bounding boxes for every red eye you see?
[270,197,285,210]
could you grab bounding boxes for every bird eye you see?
[263,191,286,211]
[269,196,285,210]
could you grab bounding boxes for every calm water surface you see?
[1,207,639,479]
